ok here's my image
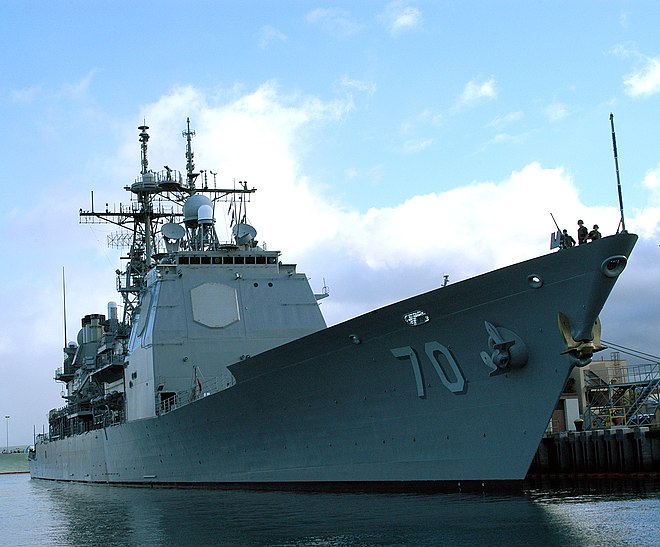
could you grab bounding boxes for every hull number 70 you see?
[390,342,466,398]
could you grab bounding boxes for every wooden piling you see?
[528,427,659,477]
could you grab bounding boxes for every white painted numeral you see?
[390,346,425,397]
[391,342,466,398]
[424,341,465,394]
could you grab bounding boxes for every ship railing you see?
[133,168,184,187]
[157,376,223,416]
[583,362,660,429]
[94,408,125,429]
[585,406,628,429]
[601,362,659,385]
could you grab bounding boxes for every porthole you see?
[348,334,361,345]
[527,274,543,288]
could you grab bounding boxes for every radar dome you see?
[183,194,213,226]
[198,204,213,224]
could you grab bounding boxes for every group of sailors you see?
[560,219,601,248]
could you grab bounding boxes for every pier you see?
[527,355,659,480]
[527,427,659,478]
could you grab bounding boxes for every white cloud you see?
[9,71,97,106]
[0,333,16,357]
[629,206,660,239]
[400,108,444,136]
[642,164,660,192]
[486,132,528,146]
[344,164,384,186]
[545,102,569,122]
[128,83,354,258]
[638,165,660,234]
[60,70,98,99]
[624,55,660,97]
[614,165,660,242]
[380,1,423,35]
[453,78,497,111]
[401,137,433,153]
[259,26,287,49]
[488,111,523,128]
[11,85,41,103]
[306,8,362,37]
[339,75,377,95]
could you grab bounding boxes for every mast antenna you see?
[62,266,68,346]
[609,113,626,233]
[138,123,150,175]
[183,117,198,188]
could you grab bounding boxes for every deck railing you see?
[156,376,224,416]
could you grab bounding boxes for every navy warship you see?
[29,120,637,490]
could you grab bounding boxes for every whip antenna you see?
[62,266,68,347]
[610,113,626,233]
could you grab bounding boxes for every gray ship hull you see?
[30,234,637,489]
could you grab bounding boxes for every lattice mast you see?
[79,120,256,329]
[79,124,174,327]
[183,117,198,189]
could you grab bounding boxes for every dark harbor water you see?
[1,474,658,546]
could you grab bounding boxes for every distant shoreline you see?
[0,452,29,474]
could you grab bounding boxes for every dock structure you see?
[531,356,659,478]
[582,357,659,429]
[528,427,659,477]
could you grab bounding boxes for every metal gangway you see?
[584,359,659,429]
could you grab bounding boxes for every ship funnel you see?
[81,314,105,344]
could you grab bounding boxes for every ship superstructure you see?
[50,119,326,435]
[31,121,637,490]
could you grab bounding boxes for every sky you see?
[1,1,659,445]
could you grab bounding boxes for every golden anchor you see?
[558,312,606,365]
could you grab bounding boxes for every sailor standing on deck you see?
[588,224,601,241]
[561,229,576,248]
[577,220,588,245]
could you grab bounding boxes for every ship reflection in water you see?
[5,474,656,546]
